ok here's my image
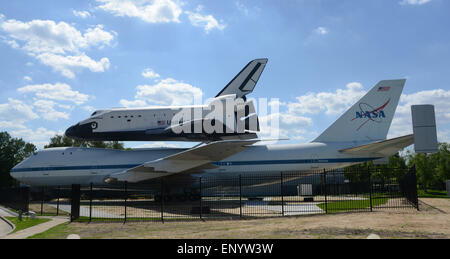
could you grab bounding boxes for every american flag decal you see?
[157,120,166,126]
[378,86,391,92]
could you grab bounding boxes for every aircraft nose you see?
[65,122,94,139]
[65,124,78,138]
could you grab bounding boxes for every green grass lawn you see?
[5,216,51,234]
[418,189,449,198]
[27,222,71,239]
[317,197,388,213]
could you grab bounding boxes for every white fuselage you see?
[65,96,259,142]
[10,141,380,187]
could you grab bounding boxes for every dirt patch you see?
[33,198,450,239]
[272,227,447,239]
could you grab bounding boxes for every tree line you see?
[344,142,449,191]
[0,131,449,190]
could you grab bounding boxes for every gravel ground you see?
[31,198,450,239]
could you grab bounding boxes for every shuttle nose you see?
[65,122,94,139]
[65,124,78,138]
[65,124,80,138]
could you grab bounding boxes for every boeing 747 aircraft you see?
[65,59,268,142]
[11,79,414,198]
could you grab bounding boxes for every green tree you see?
[343,154,409,184]
[406,142,450,191]
[434,143,450,188]
[0,132,36,187]
[44,134,125,150]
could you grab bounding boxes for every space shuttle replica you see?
[65,59,268,142]
[13,57,438,190]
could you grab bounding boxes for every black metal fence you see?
[0,186,29,213]
[0,166,419,222]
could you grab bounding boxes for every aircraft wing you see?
[105,139,259,183]
[339,134,414,157]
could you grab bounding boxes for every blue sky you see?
[0,0,449,149]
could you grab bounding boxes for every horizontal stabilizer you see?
[339,134,414,157]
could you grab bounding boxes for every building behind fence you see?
[0,166,419,222]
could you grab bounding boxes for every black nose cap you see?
[65,124,77,138]
[65,122,95,140]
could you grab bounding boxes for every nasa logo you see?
[355,110,386,119]
[352,98,390,131]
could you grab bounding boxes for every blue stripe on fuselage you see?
[10,157,379,173]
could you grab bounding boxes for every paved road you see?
[0,207,16,237]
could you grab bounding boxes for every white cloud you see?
[96,0,183,23]
[73,10,91,19]
[235,1,249,16]
[33,99,70,121]
[119,99,148,108]
[314,27,328,35]
[0,36,19,49]
[17,83,90,105]
[142,68,160,79]
[0,98,39,127]
[23,76,32,82]
[120,78,203,107]
[280,113,312,126]
[0,17,115,78]
[96,1,226,33]
[185,9,226,33]
[388,89,450,141]
[9,127,58,149]
[83,105,96,113]
[287,82,366,116]
[399,0,432,5]
[35,52,110,79]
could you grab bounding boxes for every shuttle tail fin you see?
[216,58,268,100]
[313,79,406,143]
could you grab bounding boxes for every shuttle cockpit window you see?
[91,110,106,117]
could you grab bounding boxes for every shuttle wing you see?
[339,134,414,157]
[106,139,258,183]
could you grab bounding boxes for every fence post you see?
[56,186,60,216]
[124,181,128,224]
[368,167,373,212]
[199,177,202,220]
[412,165,419,211]
[367,166,373,212]
[70,184,81,222]
[239,175,242,219]
[281,172,284,217]
[40,187,44,216]
[324,169,328,214]
[89,183,93,222]
[161,178,164,223]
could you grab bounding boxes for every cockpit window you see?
[91,111,98,116]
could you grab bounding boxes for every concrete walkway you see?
[0,207,17,237]
[1,216,70,239]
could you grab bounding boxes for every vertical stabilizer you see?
[216,58,268,99]
[313,79,406,143]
